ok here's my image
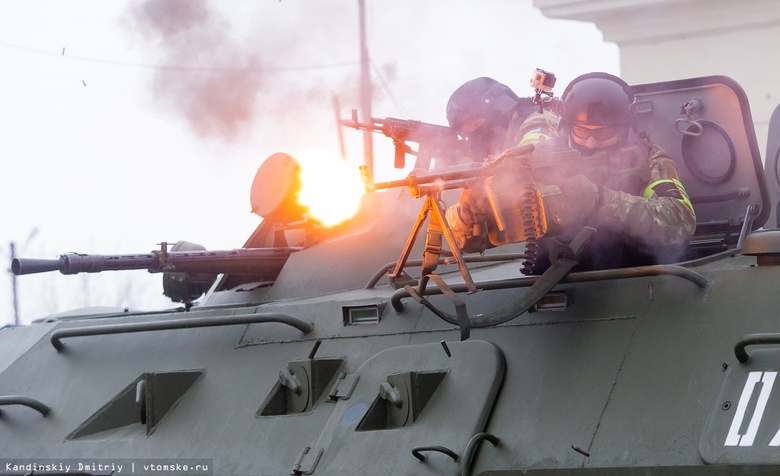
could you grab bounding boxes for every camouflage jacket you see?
[594,140,695,248]
[446,110,697,269]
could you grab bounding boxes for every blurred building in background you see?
[534,0,780,156]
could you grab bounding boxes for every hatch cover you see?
[306,340,505,475]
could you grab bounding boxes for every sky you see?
[0,0,620,326]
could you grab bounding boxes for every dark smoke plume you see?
[127,0,265,141]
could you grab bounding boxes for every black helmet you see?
[561,72,636,130]
[446,77,520,133]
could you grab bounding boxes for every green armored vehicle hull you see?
[3,76,780,475]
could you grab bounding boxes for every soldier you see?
[447,72,696,272]
[445,77,549,161]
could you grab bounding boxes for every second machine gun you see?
[340,111,469,170]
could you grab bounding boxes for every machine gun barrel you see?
[371,166,484,191]
[370,144,536,192]
[11,247,302,278]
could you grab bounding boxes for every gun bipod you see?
[388,190,478,295]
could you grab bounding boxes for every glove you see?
[556,174,600,225]
[445,183,492,253]
[458,182,490,225]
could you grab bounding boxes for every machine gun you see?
[340,68,562,172]
[12,241,301,307]
[372,143,580,295]
[367,141,589,340]
[340,111,467,170]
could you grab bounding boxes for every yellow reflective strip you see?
[642,178,695,217]
[642,179,667,199]
[518,132,551,145]
[673,178,696,217]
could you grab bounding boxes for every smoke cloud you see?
[126,0,266,141]
[124,0,400,161]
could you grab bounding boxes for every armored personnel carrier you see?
[3,75,780,475]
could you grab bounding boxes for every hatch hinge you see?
[328,372,360,400]
[290,446,323,475]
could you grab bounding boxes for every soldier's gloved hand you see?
[446,184,491,254]
[458,183,490,225]
[556,174,601,224]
